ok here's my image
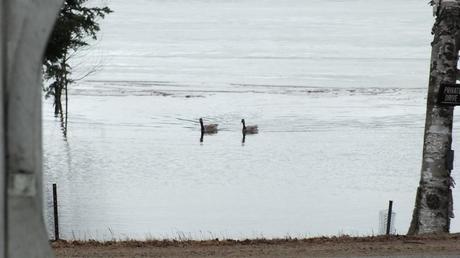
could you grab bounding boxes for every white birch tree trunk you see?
[408,0,460,235]
[2,0,63,256]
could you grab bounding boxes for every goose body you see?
[241,119,258,134]
[200,118,218,134]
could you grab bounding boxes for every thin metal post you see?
[53,183,59,241]
[386,200,393,235]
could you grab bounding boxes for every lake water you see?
[42,0,460,240]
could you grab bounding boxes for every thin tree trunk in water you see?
[54,86,62,116]
[64,82,68,136]
[63,52,68,137]
[408,0,460,235]
[0,0,6,254]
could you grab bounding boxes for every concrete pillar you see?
[3,0,63,257]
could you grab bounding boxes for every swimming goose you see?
[241,119,258,134]
[199,118,218,134]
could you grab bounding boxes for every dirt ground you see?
[53,234,460,258]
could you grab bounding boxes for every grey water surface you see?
[43,0,460,240]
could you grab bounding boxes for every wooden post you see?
[4,0,63,256]
[53,184,59,241]
[386,200,393,235]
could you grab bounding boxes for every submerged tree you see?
[408,0,460,235]
[43,0,112,135]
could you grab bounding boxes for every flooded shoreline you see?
[43,86,456,240]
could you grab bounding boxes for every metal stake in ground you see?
[53,183,59,241]
[386,200,393,235]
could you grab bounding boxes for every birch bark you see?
[408,0,460,235]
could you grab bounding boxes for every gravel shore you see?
[53,234,460,258]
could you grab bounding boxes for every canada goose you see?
[241,119,258,134]
[199,118,218,134]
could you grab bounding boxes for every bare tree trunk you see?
[4,0,63,257]
[64,85,68,136]
[408,0,460,235]
[0,0,6,255]
[63,52,68,137]
[54,85,62,116]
